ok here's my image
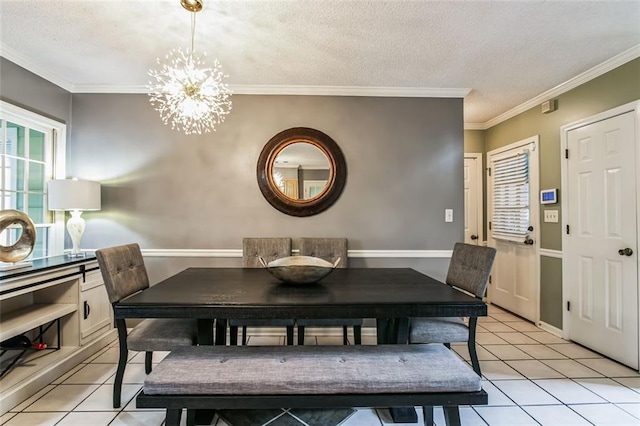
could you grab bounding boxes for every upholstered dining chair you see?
[296,238,362,345]
[408,242,496,375]
[228,237,295,345]
[96,243,198,408]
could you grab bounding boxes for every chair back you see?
[243,238,292,268]
[96,243,150,304]
[445,242,496,298]
[299,238,348,268]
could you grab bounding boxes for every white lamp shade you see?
[48,179,101,211]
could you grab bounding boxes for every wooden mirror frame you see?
[257,127,347,217]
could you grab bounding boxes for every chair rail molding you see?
[538,248,562,259]
[136,249,453,259]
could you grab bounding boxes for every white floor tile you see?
[56,411,117,425]
[91,347,137,364]
[0,412,17,424]
[453,344,498,361]
[513,344,566,360]
[569,403,640,425]
[505,321,541,333]
[458,407,489,425]
[246,336,284,346]
[340,408,382,425]
[74,384,142,411]
[541,359,603,378]
[489,313,522,322]
[576,358,640,378]
[482,345,533,360]
[479,361,525,380]
[62,363,117,384]
[492,380,560,405]
[316,335,345,345]
[476,333,509,345]
[8,384,55,412]
[478,316,499,323]
[473,406,538,425]
[23,384,99,412]
[574,378,640,403]
[51,365,85,384]
[533,379,606,404]
[521,405,591,425]
[546,343,603,359]
[110,410,167,425]
[360,335,378,345]
[1,411,66,426]
[614,377,640,393]
[616,403,640,419]
[481,380,517,406]
[493,332,538,345]
[478,322,517,333]
[105,362,147,384]
[523,332,567,345]
[505,360,565,379]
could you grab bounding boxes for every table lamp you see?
[48,179,101,257]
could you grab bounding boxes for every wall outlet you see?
[445,209,453,222]
[544,210,559,223]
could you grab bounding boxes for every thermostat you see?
[540,188,558,204]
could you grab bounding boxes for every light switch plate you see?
[445,209,453,222]
[544,210,559,223]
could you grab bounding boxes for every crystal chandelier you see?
[148,0,232,135]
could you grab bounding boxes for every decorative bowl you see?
[260,255,340,284]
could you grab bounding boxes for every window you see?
[0,101,66,259]
[491,149,530,241]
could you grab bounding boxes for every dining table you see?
[114,267,487,423]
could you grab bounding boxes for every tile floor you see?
[1,304,639,425]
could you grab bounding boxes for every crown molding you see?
[0,44,74,92]
[464,123,485,130]
[71,83,471,98]
[481,44,640,130]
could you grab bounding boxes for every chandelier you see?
[148,0,232,135]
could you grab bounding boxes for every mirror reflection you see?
[271,142,330,200]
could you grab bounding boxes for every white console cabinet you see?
[0,255,116,414]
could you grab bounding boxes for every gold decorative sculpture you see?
[0,210,37,263]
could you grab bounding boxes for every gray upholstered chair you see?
[296,238,362,345]
[229,238,295,345]
[96,243,198,408]
[408,242,496,375]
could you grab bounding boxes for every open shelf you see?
[0,304,77,342]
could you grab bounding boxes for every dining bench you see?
[136,344,487,426]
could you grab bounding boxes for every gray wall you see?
[70,94,464,252]
[1,58,465,284]
[0,58,71,124]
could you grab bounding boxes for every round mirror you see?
[257,127,346,217]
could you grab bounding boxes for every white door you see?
[565,110,638,369]
[464,154,482,245]
[487,137,540,322]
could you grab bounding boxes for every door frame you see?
[464,153,484,244]
[560,100,640,344]
[486,136,540,323]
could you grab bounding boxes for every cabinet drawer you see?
[82,269,103,292]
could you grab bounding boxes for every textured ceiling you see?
[1,0,639,126]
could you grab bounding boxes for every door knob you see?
[618,248,633,256]
[523,238,534,245]
[470,235,478,240]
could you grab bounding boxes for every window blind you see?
[491,150,530,242]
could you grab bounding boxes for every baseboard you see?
[537,321,563,337]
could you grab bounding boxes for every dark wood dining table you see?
[114,267,486,423]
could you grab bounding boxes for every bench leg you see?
[354,325,362,345]
[242,326,248,345]
[297,326,306,345]
[229,325,239,346]
[165,408,182,426]
[422,406,434,426]
[145,351,153,374]
[343,326,349,345]
[286,325,294,345]
[443,406,461,426]
[186,408,196,426]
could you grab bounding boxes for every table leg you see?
[215,319,227,346]
[195,319,217,424]
[377,318,418,424]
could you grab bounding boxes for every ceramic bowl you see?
[260,255,340,284]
